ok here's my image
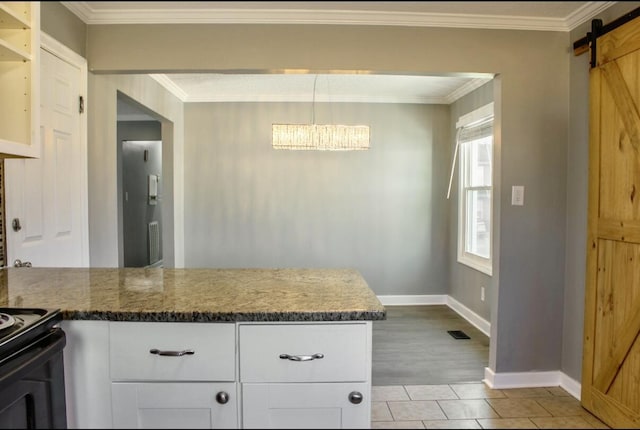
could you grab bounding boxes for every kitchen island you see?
[0,267,385,429]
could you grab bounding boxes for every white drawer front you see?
[110,322,235,381]
[239,323,369,383]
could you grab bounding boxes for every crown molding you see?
[565,1,617,31]
[184,93,451,104]
[148,74,189,101]
[61,2,614,31]
[61,2,92,23]
[148,74,491,105]
[444,78,493,104]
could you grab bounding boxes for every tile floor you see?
[371,383,610,429]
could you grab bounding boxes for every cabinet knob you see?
[348,391,363,404]
[216,391,229,404]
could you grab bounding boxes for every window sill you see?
[457,255,492,276]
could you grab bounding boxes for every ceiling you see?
[148,73,495,104]
[95,2,609,117]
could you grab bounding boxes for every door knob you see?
[14,259,32,268]
[12,218,21,232]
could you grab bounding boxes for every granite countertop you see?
[0,267,386,322]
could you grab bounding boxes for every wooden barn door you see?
[582,15,640,428]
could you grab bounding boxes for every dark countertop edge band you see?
[62,310,388,322]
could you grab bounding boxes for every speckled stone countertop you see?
[0,267,386,322]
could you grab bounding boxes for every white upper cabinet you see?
[0,2,40,158]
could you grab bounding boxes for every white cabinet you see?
[0,1,40,157]
[239,323,372,429]
[109,322,238,429]
[63,320,373,429]
[239,324,368,383]
[109,321,235,381]
[242,383,370,429]
[112,382,237,429]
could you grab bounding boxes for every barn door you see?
[582,15,640,428]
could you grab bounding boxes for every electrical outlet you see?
[481,287,485,302]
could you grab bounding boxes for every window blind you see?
[446,115,494,199]
[458,117,493,143]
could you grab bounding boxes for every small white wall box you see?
[511,185,524,206]
[148,174,159,205]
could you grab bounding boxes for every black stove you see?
[0,307,62,360]
[0,307,67,428]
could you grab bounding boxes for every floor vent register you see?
[447,330,471,339]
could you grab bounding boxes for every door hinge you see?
[79,95,84,114]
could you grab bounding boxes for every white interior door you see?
[4,42,88,267]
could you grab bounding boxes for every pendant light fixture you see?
[272,75,370,151]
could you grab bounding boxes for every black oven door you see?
[0,328,67,429]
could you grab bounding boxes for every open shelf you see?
[0,3,31,30]
[0,38,30,61]
[0,1,38,158]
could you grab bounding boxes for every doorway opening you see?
[117,94,164,268]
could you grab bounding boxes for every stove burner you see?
[0,313,16,331]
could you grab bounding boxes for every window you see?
[456,103,493,275]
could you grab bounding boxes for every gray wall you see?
[41,2,640,380]
[184,102,451,295]
[40,0,640,382]
[117,121,161,142]
[563,2,640,382]
[89,74,185,268]
[449,82,494,322]
[40,2,86,57]
[84,22,570,374]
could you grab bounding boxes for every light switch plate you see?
[512,186,524,206]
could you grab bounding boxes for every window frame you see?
[456,103,494,276]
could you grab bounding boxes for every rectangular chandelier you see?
[272,124,370,151]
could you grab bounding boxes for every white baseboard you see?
[483,367,561,388]
[484,367,582,400]
[559,373,582,400]
[377,295,447,306]
[377,294,490,337]
[446,295,491,337]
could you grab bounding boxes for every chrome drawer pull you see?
[149,348,195,357]
[279,353,324,361]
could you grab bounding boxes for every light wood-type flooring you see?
[372,305,489,387]
[371,305,609,429]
